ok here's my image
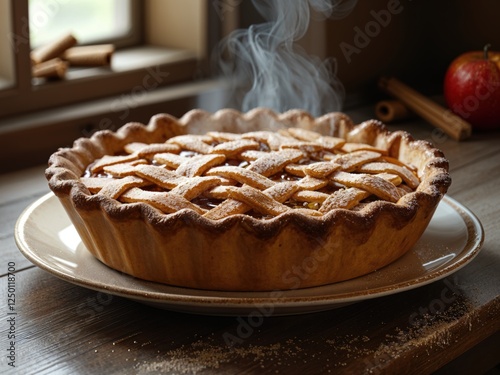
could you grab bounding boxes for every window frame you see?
[0,0,225,119]
[0,0,240,173]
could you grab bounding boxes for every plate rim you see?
[15,192,484,310]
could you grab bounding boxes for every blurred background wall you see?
[239,0,500,105]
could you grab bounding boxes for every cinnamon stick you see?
[379,77,472,141]
[31,33,77,65]
[32,58,68,79]
[62,44,115,66]
[375,100,413,123]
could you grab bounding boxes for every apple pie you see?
[46,109,450,291]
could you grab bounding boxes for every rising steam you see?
[216,0,357,116]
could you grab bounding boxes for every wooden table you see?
[1,106,499,375]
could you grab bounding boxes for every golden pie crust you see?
[46,108,451,291]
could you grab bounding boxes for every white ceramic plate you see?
[15,193,484,316]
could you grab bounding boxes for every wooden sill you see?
[32,46,197,85]
[0,45,200,118]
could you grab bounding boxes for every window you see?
[0,0,231,173]
[0,0,226,119]
[29,0,137,48]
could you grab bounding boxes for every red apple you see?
[444,44,500,130]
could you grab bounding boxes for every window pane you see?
[29,0,132,48]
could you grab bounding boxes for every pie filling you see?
[81,127,420,220]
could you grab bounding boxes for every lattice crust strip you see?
[82,128,420,219]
